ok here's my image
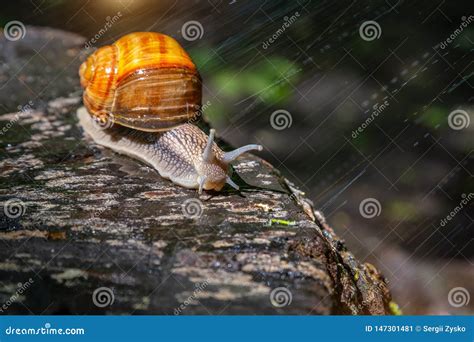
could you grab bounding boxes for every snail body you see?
[78,32,262,193]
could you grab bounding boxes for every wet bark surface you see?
[0,27,393,315]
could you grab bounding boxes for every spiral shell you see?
[79,32,202,131]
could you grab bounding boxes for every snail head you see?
[196,129,262,193]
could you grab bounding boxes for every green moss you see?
[389,300,402,315]
[265,218,297,226]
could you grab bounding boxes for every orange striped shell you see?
[79,32,202,131]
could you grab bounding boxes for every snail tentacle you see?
[225,176,239,190]
[221,144,263,164]
[202,129,215,162]
[198,175,207,194]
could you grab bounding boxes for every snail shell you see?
[79,32,202,131]
[78,32,262,193]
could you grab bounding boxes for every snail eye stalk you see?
[202,129,215,162]
[221,145,263,164]
[198,175,207,194]
[226,176,239,190]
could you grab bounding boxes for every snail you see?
[77,32,262,193]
